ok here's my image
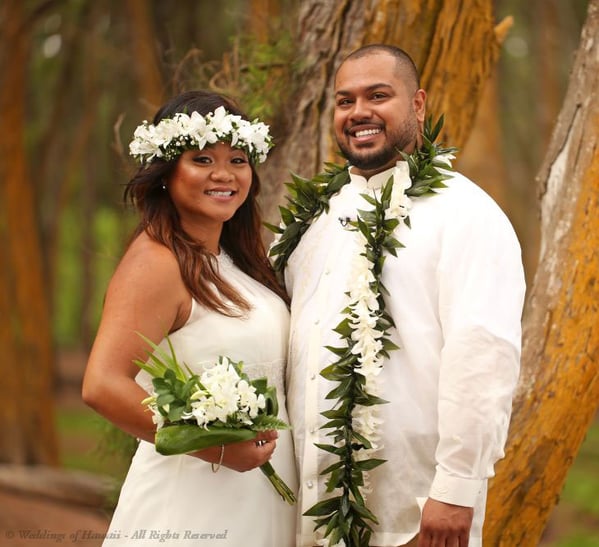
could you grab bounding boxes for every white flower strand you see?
[343,163,413,495]
[388,160,413,219]
[129,105,273,165]
[345,231,385,492]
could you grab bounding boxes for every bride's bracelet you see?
[211,445,225,473]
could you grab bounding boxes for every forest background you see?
[0,1,597,546]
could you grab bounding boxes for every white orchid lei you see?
[129,105,273,165]
[267,116,457,545]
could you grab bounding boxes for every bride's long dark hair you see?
[124,90,288,315]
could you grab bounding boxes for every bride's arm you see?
[82,235,189,443]
[82,234,278,471]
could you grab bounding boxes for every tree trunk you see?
[261,0,501,225]
[0,0,58,465]
[484,1,599,544]
[125,0,165,112]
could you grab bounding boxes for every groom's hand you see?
[417,498,473,547]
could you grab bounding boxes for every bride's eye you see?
[192,155,212,164]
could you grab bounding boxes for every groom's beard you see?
[337,116,419,171]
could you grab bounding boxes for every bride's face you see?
[166,143,252,246]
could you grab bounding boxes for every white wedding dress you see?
[103,253,297,546]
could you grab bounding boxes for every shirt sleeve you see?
[431,183,526,507]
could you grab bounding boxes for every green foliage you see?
[54,208,83,347]
[542,420,599,546]
[54,206,131,347]
[226,27,295,123]
[560,424,599,515]
[555,535,599,547]
[176,16,295,127]
[56,405,136,480]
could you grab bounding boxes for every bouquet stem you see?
[260,462,296,505]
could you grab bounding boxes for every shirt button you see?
[306,481,314,489]
[315,319,320,325]
[310,373,316,380]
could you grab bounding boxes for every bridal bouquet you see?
[135,334,296,504]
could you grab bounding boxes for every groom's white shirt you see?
[285,166,526,547]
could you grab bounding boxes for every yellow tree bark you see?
[0,0,58,464]
[484,1,599,544]
[248,0,280,43]
[261,0,502,224]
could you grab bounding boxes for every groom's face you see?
[333,52,426,179]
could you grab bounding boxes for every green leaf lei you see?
[268,116,457,545]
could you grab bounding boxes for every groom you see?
[282,44,525,546]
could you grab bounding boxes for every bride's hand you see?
[193,430,279,472]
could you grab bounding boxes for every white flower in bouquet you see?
[134,335,296,505]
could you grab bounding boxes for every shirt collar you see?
[348,165,395,190]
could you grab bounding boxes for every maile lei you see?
[267,116,457,546]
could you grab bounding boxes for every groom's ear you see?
[413,89,427,135]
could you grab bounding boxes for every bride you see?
[82,90,297,546]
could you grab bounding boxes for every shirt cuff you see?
[429,469,483,507]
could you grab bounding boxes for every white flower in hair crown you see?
[129,105,273,165]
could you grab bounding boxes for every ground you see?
[0,488,110,547]
[0,351,112,547]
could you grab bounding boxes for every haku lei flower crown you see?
[268,116,457,546]
[129,105,273,165]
